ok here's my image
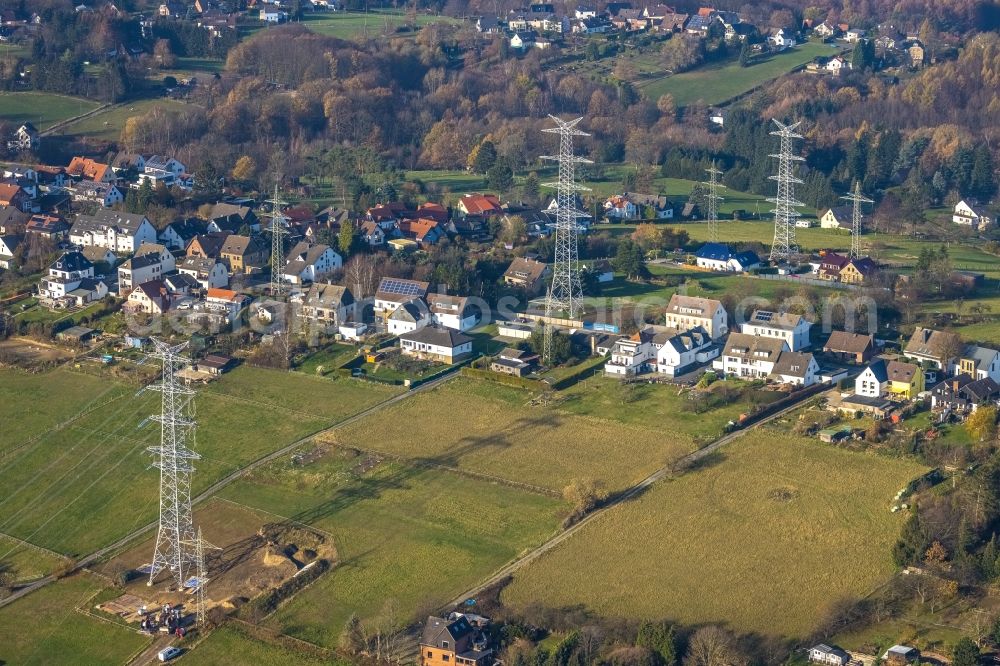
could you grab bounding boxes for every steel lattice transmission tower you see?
[147,340,199,587]
[265,184,289,297]
[182,527,221,627]
[541,115,591,362]
[842,180,873,259]
[704,162,725,243]
[767,119,806,263]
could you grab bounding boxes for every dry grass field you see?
[501,428,928,638]
[323,377,711,493]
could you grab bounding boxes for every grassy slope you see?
[53,98,196,142]
[323,377,707,493]
[502,428,927,638]
[0,92,101,130]
[185,625,338,666]
[640,41,840,106]
[300,9,462,41]
[0,366,400,556]
[0,573,151,665]
[217,449,563,647]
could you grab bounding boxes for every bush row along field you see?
[322,376,768,493]
[0,572,151,665]
[0,366,401,557]
[216,446,565,647]
[501,426,928,638]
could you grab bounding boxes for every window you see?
[443,656,450,662]
[427,652,434,658]
[442,642,449,649]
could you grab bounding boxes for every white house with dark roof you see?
[282,242,341,285]
[654,326,717,376]
[740,310,812,351]
[714,332,788,378]
[427,293,478,331]
[71,211,157,253]
[770,351,819,386]
[954,344,1000,382]
[178,256,228,289]
[400,326,473,363]
[388,300,431,335]
[37,251,108,306]
[605,329,656,376]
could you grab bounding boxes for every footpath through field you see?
[0,368,463,610]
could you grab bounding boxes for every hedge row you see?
[461,366,545,390]
[239,559,331,623]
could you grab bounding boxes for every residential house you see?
[117,245,174,292]
[490,348,538,376]
[740,310,812,351]
[820,205,853,229]
[457,193,502,218]
[813,22,841,38]
[817,252,850,280]
[80,245,116,271]
[907,41,925,67]
[7,123,39,152]
[112,152,145,174]
[260,6,286,21]
[575,5,597,18]
[694,243,760,272]
[503,257,550,296]
[427,293,478,331]
[0,183,31,212]
[856,358,924,399]
[844,28,866,42]
[374,277,430,318]
[301,282,355,331]
[70,211,157,253]
[68,180,123,208]
[605,328,656,376]
[220,234,269,274]
[360,220,385,246]
[420,615,492,666]
[953,199,992,230]
[37,251,109,307]
[604,192,672,220]
[664,294,728,339]
[807,644,850,666]
[204,287,247,321]
[366,203,406,231]
[186,232,230,259]
[715,333,788,378]
[930,375,1000,414]
[282,242,341,285]
[399,218,444,245]
[178,256,228,289]
[476,15,501,33]
[164,273,200,296]
[882,645,919,665]
[954,344,1000,382]
[0,205,28,234]
[400,326,474,363]
[824,55,850,75]
[834,256,875,285]
[124,279,170,314]
[823,331,876,363]
[388,299,432,335]
[0,234,22,269]
[654,326,717,376]
[770,351,820,386]
[159,218,207,251]
[66,157,114,183]
[206,203,259,234]
[904,327,962,373]
[25,213,70,239]
[769,27,797,49]
[144,155,186,177]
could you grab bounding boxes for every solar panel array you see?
[379,278,425,296]
[754,311,773,322]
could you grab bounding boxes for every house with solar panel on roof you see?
[694,243,760,272]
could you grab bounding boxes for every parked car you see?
[158,646,182,662]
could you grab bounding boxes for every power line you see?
[704,161,725,243]
[263,184,289,298]
[541,115,591,364]
[767,119,805,263]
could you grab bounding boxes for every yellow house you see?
[886,360,924,399]
[839,257,877,285]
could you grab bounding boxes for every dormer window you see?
[442,641,449,649]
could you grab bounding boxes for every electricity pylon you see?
[541,115,591,363]
[704,162,725,243]
[182,527,221,627]
[265,184,289,297]
[147,340,199,587]
[767,119,805,263]
[842,180,873,259]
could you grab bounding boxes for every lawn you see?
[0,572,152,665]
[216,447,564,647]
[640,41,842,106]
[185,625,338,666]
[0,91,101,130]
[501,428,928,638]
[300,9,462,41]
[0,366,402,557]
[322,376,732,493]
[405,169,489,194]
[53,97,197,142]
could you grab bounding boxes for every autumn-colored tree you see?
[966,405,998,443]
[231,155,257,184]
[926,540,948,565]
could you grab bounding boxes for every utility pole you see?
[264,184,289,298]
[541,115,591,364]
[842,180,873,259]
[704,161,724,243]
[147,340,199,587]
[767,119,805,263]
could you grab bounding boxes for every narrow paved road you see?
[0,370,461,610]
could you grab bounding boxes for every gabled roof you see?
[220,234,267,257]
[73,210,150,235]
[206,287,239,301]
[80,245,113,263]
[50,251,92,274]
[746,310,807,331]
[187,232,230,257]
[846,256,877,275]
[305,282,354,309]
[390,300,429,323]
[459,193,502,215]
[136,242,169,257]
[961,344,1000,373]
[723,332,786,360]
[401,326,473,349]
[504,257,548,283]
[164,273,199,292]
[905,327,961,360]
[0,182,24,202]
[667,294,723,317]
[886,360,919,384]
[427,293,469,315]
[66,156,111,182]
[771,351,815,378]
[375,277,430,302]
[26,214,69,233]
[825,205,853,221]
[132,279,167,303]
[285,241,333,267]
[824,330,874,354]
[179,256,220,274]
[964,377,1000,402]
